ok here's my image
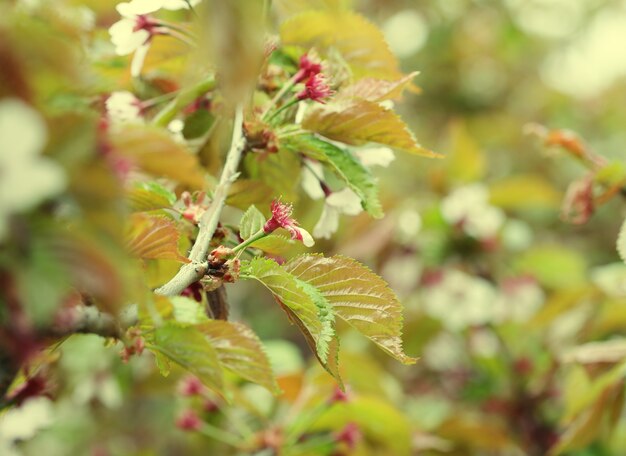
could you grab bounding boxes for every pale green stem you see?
[198,422,243,448]
[152,75,216,127]
[154,104,246,296]
[266,97,300,125]
[231,229,268,257]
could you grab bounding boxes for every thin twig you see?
[155,104,247,296]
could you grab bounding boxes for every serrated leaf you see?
[240,258,341,381]
[111,125,206,188]
[280,10,403,82]
[338,72,419,102]
[303,99,438,158]
[151,323,224,393]
[127,182,176,212]
[171,296,209,324]
[282,134,382,218]
[126,213,189,263]
[240,205,266,240]
[285,254,416,364]
[198,320,280,394]
[618,217,626,264]
[249,234,297,255]
[293,279,336,362]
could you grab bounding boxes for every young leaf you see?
[198,320,280,394]
[126,213,189,263]
[303,99,438,158]
[111,125,206,188]
[240,205,266,240]
[280,10,404,82]
[282,134,382,218]
[240,258,336,366]
[249,234,297,255]
[151,323,224,393]
[127,182,176,213]
[338,72,419,102]
[285,254,416,364]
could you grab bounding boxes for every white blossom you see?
[421,269,497,330]
[441,183,505,239]
[109,0,200,77]
[313,188,363,239]
[0,99,66,239]
[105,91,143,124]
[492,278,544,323]
[591,263,626,297]
[353,146,395,168]
[0,397,55,454]
[301,160,325,200]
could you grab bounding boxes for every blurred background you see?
[2,0,626,455]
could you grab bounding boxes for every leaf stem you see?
[198,422,243,448]
[265,97,300,124]
[231,229,267,256]
[152,75,216,128]
[155,104,246,296]
[261,77,299,120]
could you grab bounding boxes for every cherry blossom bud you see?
[296,74,334,104]
[176,409,203,431]
[328,386,350,405]
[293,54,323,83]
[335,422,361,450]
[178,375,204,397]
[264,200,315,247]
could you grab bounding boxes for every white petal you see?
[162,0,200,9]
[117,0,163,16]
[110,21,148,55]
[0,98,47,164]
[354,147,395,167]
[326,188,362,215]
[300,161,325,200]
[130,42,151,77]
[313,203,340,239]
[297,227,315,247]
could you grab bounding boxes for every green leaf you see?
[282,134,382,218]
[249,234,297,255]
[150,320,279,394]
[243,149,301,201]
[125,213,189,263]
[152,323,224,393]
[280,10,403,82]
[302,99,438,158]
[285,254,416,364]
[183,109,215,139]
[171,296,209,324]
[240,258,341,383]
[515,245,587,290]
[227,179,274,210]
[198,320,280,394]
[127,181,176,212]
[240,205,266,240]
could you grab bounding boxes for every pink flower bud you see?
[176,409,203,432]
[178,375,204,397]
[263,200,314,247]
[296,74,334,104]
[294,54,323,83]
[335,422,361,450]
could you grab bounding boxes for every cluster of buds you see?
[120,328,145,363]
[175,376,219,432]
[181,191,210,224]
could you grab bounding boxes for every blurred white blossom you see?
[0,99,66,239]
[441,183,505,239]
[591,263,626,297]
[421,269,497,330]
[0,397,55,455]
[353,146,395,168]
[105,91,143,124]
[313,188,363,239]
[423,332,466,371]
[493,277,544,323]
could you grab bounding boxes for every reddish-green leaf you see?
[280,10,403,82]
[338,72,419,102]
[303,99,438,158]
[112,125,206,189]
[285,254,416,364]
[126,213,189,263]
